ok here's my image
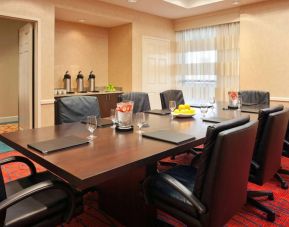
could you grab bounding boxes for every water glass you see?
[110,109,116,123]
[169,100,176,119]
[200,105,208,117]
[86,115,97,140]
[135,112,145,133]
[209,97,216,110]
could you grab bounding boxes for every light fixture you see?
[232,0,240,5]
[78,19,86,23]
[163,0,224,9]
[128,0,138,2]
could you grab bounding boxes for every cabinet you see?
[97,93,120,117]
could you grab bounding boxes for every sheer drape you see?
[176,22,240,103]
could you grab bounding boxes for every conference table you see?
[0,104,259,226]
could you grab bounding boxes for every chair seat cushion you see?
[4,171,82,227]
[149,165,198,216]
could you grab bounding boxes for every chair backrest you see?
[199,120,258,227]
[55,96,101,124]
[119,92,151,113]
[252,108,289,185]
[239,90,270,105]
[253,105,284,161]
[0,169,6,226]
[193,116,250,198]
[160,90,185,110]
[284,121,289,152]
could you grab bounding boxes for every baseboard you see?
[0,116,18,124]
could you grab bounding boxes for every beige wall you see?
[55,20,108,89]
[108,24,132,92]
[53,0,175,92]
[0,0,55,127]
[0,18,25,120]
[240,0,289,101]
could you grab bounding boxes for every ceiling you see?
[98,0,268,19]
[55,0,268,27]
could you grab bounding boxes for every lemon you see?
[184,104,190,109]
[178,104,185,110]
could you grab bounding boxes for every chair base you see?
[274,173,288,189]
[247,190,275,222]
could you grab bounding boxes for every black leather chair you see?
[160,90,185,110]
[246,106,289,222]
[249,106,289,189]
[119,92,151,113]
[55,96,101,124]
[277,120,289,175]
[239,90,270,105]
[0,156,83,227]
[144,116,258,227]
[282,121,289,155]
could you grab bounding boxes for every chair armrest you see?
[284,139,289,149]
[157,173,206,215]
[250,160,260,170]
[0,156,36,176]
[0,180,76,222]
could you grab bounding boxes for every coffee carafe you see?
[88,71,96,92]
[63,71,73,93]
[76,71,85,93]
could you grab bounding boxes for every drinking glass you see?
[86,115,97,140]
[209,97,216,110]
[110,109,116,123]
[200,105,208,118]
[238,96,242,110]
[169,100,177,118]
[135,112,145,133]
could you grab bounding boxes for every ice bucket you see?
[228,91,238,109]
[116,101,134,129]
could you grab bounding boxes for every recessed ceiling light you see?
[128,0,138,2]
[78,19,86,23]
[163,0,224,9]
[232,0,240,5]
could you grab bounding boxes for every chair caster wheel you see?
[267,213,275,222]
[281,182,288,189]
[268,194,274,200]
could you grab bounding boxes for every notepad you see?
[241,107,260,114]
[81,118,113,127]
[145,109,171,115]
[202,117,230,123]
[28,135,89,154]
[142,130,195,144]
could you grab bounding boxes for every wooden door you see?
[19,23,33,129]
[142,36,172,109]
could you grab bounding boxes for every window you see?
[176,22,240,103]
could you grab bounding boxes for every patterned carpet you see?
[1,124,289,226]
[0,123,18,153]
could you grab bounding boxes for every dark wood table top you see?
[0,103,257,190]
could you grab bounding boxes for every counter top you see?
[54,91,123,98]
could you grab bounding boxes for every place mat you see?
[145,109,171,115]
[142,130,195,144]
[241,107,260,114]
[28,135,89,154]
[81,118,113,127]
[202,117,231,123]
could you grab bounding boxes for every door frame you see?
[0,13,41,128]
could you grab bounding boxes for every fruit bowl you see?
[172,106,196,118]
[172,112,196,118]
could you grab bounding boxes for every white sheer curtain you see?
[176,22,240,103]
